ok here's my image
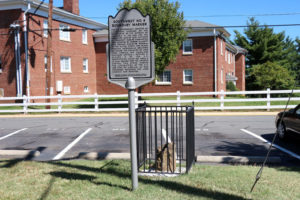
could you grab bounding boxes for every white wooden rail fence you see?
[1,89,300,113]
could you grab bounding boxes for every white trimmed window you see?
[82,29,87,44]
[83,58,88,73]
[228,53,231,64]
[156,70,171,84]
[84,86,89,93]
[221,68,224,84]
[220,40,223,55]
[59,24,70,41]
[183,69,193,84]
[183,39,193,54]
[64,86,71,94]
[0,54,3,73]
[44,55,48,72]
[43,20,48,37]
[44,55,52,72]
[225,51,227,61]
[60,57,71,73]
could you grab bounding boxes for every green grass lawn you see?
[0,159,299,200]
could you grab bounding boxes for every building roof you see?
[0,0,107,30]
[185,20,230,37]
[233,45,248,54]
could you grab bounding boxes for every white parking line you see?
[241,129,300,160]
[0,128,28,141]
[53,128,92,160]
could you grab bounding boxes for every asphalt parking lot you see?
[0,114,299,165]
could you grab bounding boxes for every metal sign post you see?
[107,8,154,191]
[126,77,138,190]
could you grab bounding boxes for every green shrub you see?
[226,81,239,91]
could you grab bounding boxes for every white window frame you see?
[183,39,193,55]
[59,24,70,41]
[43,20,48,37]
[83,58,88,73]
[183,69,193,84]
[44,55,52,72]
[0,54,2,73]
[228,53,231,64]
[84,86,89,93]
[156,70,171,85]
[221,68,224,84]
[225,51,227,61]
[82,29,88,44]
[220,40,223,55]
[60,56,71,73]
[64,86,71,94]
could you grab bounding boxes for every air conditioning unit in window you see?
[56,80,63,92]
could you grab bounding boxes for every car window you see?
[296,108,300,116]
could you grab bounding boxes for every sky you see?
[48,0,300,41]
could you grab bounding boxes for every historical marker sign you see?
[107,8,155,89]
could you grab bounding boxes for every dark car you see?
[276,104,300,139]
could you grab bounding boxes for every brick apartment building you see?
[0,0,246,97]
[94,21,247,94]
[0,0,107,97]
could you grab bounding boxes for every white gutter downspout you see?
[23,2,31,96]
[213,28,217,93]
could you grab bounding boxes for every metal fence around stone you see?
[136,105,195,175]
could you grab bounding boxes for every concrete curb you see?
[77,152,282,164]
[0,150,40,157]
[78,152,130,160]
[196,155,282,164]
[0,150,283,164]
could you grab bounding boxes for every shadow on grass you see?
[48,161,249,200]
[0,147,46,168]
[39,177,56,200]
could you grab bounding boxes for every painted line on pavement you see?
[53,128,92,160]
[0,128,27,141]
[241,129,300,160]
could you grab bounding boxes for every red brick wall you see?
[216,37,237,92]
[64,0,79,15]
[142,36,215,93]
[0,9,25,97]
[95,42,128,94]
[235,54,246,91]
[27,13,97,97]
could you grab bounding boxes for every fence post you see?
[267,88,270,111]
[220,90,224,111]
[177,91,181,106]
[58,94,62,113]
[23,95,27,114]
[135,92,138,109]
[94,93,98,112]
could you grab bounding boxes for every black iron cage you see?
[136,106,195,174]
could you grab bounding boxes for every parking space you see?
[0,115,299,164]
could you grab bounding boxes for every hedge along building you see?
[0,0,107,98]
[94,20,247,94]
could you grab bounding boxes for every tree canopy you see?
[234,18,297,90]
[118,0,187,74]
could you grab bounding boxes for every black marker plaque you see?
[107,8,154,88]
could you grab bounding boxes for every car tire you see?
[277,122,287,139]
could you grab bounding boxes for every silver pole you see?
[126,77,138,190]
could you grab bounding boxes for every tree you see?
[250,62,295,90]
[118,0,187,74]
[234,18,297,90]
